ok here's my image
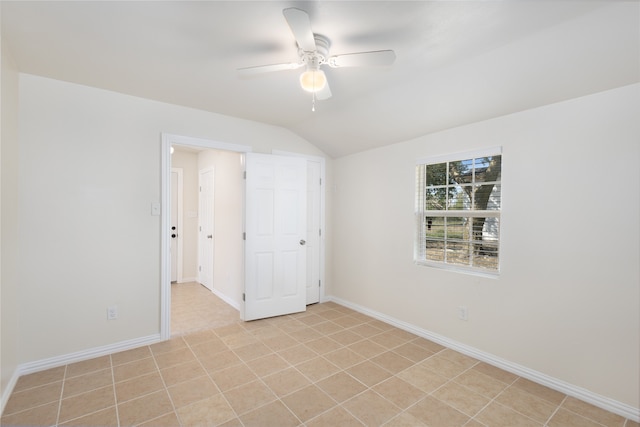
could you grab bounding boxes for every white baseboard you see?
[211,288,240,311]
[326,296,640,423]
[1,334,162,415]
[177,277,197,284]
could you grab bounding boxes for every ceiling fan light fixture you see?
[299,69,326,93]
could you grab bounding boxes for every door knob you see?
[207,235,213,239]
[299,239,306,246]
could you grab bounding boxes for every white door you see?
[244,153,307,321]
[170,170,179,283]
[306,160,321,304]
[198,168,215,292]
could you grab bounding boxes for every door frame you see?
[197,167,215,292]
[272,150,326,304]
[170,167,184,283]
[160,133,251,340]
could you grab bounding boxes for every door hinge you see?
[198,265,202,272]
[318,280,321,287]
[319,229,322,237]
[199,186,202,192]
[242,293,245,301]
[242,232,246,240]
[319,178,322,185]
[243,171,246,179]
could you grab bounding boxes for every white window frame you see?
[415,147,502,278]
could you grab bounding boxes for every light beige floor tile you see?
[561,396,627,426]
[13,366,65,393]
[431,381,491,417]
[316,309,347,320]
[343,389,400,427]
[407,396,471,427]
[182,329,217,347]
[475,401,542,427]
[419,354,469,378]
[112,357,157,382]
[311,320,345,336]
[0,401,58,427]
[262,366,311,397]
[261,334,299,351]
[138,411,181,427]
[348,339,387,359]
[369,331,411,349]
[328,330,363,346]
[233,341,273,361]
[512,377,566,405]
[167,375,219,409]
[220,331,259,348]
[472,362,518,384]
[454,368,510,398]
[316,371,367,403]
[296,356,341,382]
[199,349,242,373]
[495,385,558,423]
[110,346,152,366]
[149,337,188,355]
[324,347,366,369]
[346,360,392,387]
[59,406,118,427]
[397,363,449,393]
[296,313,327,327]
[332,315,365,328]
[117,389,174,426]
[391,342,434,362]
[305,336,344,354]
[63,368,113,398]
[223,379,277,416]
[209,363,257,391]
[240,400,300,427]
[177,394,236,427]
[66,356,111,378]
[373,376,427,410]
[410,337,446,353]
[160,359,206,387]
[115,371,165,403]
[277,343,318,365]
[350,323,384,339]
[3,381,62,415]
[245,352,290,377]
[625,420,640,427]
[306,405,365,427]
[153,347,196,369]
[58,385,115,423]
[281,384,336,422]
[383,411,428,427]
[371,351,415,374]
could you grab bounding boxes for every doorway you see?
[161,134,326,339]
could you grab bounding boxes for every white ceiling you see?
[2,1,638,158]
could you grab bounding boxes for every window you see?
[415,148,502,275]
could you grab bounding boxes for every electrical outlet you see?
[107,305,118,320]
[458,306,468,321]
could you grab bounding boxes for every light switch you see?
[151,202,161,216]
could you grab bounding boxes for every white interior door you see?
[244,153,307,321]
[198,168,215,292]
[306,160,321,304]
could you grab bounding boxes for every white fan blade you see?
[237,62,303,76]
[283,8,316,52]
[316,80,332,100]
[328,50,396,68]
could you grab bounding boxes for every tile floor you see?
[2,296,638,426]
[171,282,240,336]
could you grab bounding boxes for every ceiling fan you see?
[237,8,396,105]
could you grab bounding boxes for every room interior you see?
[0,1,638,426]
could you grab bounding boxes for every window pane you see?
[447,186,472,210]
[447,241,470,265]
[449,159,473,185]
[426,188,447,210]
[473,184,501,210]
[426,240,444,262]
[474,155,501,183]
[425,216,444,238]
[426,163,447,186]
[471,217,500,242]
[472,242,499,270]
[445,217,468,240]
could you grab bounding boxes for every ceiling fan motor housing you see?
[299,34,330,69]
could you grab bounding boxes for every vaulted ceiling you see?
[2,1,638,158]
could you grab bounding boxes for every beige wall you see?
[1,26,20,401]
[331,84,640,408]
[16,73,328,364]
[198,149,244,307]
[170,150,199,281]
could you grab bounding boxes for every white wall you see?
[331,84,640,409]
[0,27,20,402]
[198,149,244,307]
[170,150,198,281]
[17,74,328,364]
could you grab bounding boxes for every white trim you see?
[272,150,327,304]
[416,146,502,165]
[171,167,184,283]
[326,295,640,423]
[160,133,252,340]
[177,276,197,284]
[1,334,162,413]
[211,288,241,311]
